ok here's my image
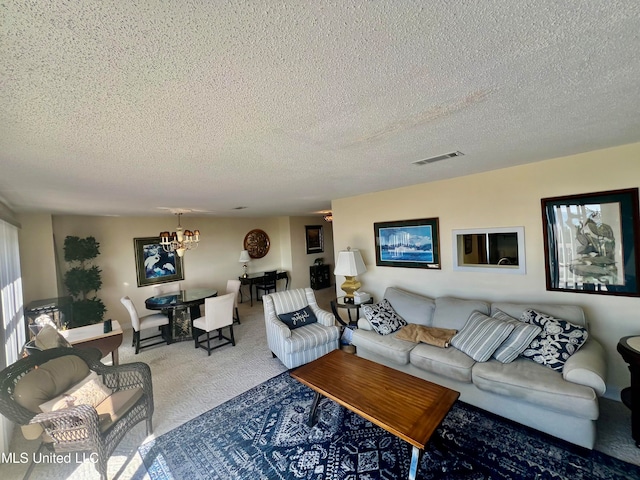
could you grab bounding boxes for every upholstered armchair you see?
[263,288,340,369]
[0,347,153,480]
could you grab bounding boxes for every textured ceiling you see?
[1,1,639,217]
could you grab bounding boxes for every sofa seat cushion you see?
[283,322,340,354]
[472,358,598,420]
[96,387,144,432]
[351,329,415,365]
[410,343,475,383]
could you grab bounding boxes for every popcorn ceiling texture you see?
[1,1,639,216]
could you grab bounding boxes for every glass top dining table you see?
[145,288,218,309]
[145,288,218,342]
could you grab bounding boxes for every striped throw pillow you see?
[491,310,542,363]
[451,311,515,362]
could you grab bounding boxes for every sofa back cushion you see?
[432,297,490,330]
[383,287,435,326]
[491,303,587,329]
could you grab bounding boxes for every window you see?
[0,219,25,454]
[452,227,526,275]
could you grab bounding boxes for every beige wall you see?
[17,213,58,305]
[287,217,334,289]
[331,142,640,400]
[18,214,333,332]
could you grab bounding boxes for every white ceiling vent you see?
[412,151,464,166]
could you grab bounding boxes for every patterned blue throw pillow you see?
[278,306,317,330]
[520,309,588,371]
[362,299,407,335]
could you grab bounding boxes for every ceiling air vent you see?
[412,151,464,166]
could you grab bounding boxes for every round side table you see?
[330,296,374,327]
[617,336,640,447]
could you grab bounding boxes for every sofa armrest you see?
[31,404,101,442]
[357,317,374,330]
[267,315,292,338]
[309,305,335,327]
[562,339,607,396]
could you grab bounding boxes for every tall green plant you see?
[63,236,106,327]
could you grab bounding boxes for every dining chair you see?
[192,293,236,356]
[255,270,277,302]
[153,282,182,295]
[120,296,170,354]
[226,279,242,324]
[153,281,187,337]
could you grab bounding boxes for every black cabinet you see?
[310,265,331,290]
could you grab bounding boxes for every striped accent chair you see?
[263,288,340,369]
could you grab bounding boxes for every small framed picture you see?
[134,237,185,287]
[305,225,324,254]
[541,188,640,296]
[374,218,441,269]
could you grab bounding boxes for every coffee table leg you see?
[307,391,322,427]
[409,446,422,480]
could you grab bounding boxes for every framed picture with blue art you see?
[134,237,184,287]
[374,218,441,269]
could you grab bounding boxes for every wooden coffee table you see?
[291,349,459,480]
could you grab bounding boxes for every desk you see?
[61,320,123,365]
[331,296,374,327]
[239,271,289,306]
[145,288,218,342]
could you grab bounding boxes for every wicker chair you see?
[0,347,154,480]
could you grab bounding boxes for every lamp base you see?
[341,276,361,302]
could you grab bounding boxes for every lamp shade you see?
[238,250,251,263]
[334,248,366,276]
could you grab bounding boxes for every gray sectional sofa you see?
[351,287,607,449]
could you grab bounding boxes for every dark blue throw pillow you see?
[278,306,318,330]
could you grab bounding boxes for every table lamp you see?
[334,247,367,303]
[238,250,251,278]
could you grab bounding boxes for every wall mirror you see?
[452,227,526,274]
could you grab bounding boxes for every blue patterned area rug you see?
[139,371,637,480]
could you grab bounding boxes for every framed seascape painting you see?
[374,218,440,269]
[541,188,640,296]
[306,225,324,254]
[134,237,185,287]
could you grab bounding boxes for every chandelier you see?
[159,212,200,257]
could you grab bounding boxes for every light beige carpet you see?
[2,288,639,479]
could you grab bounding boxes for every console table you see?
[60,320,123,365]
[239,271,289,306]
[617,336,640,447]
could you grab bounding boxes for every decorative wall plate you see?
[244,229,270,258]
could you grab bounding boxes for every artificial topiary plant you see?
[63,235,106,327]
